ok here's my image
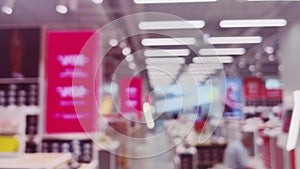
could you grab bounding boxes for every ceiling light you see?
[193,56,234,64]
[208,36,262,44]
[220,19,287,28]
[199,48,245,55]
[125,54,134,62]
[56,4,68,14]
[1,0,15,15]
[91,0,103,4]
[139,20,205,30]
[129,63,136,70]
[134,0,217,4]
[146,64,182,70]
[185,69,216,74]
[144,49,190,57]
[145,58,185,64]
[109,39,118,47]
[142,37,196,46]
[189,63,223,69]
[122,47,132,56]
[148,71,179,76]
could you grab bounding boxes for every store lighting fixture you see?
[125,54,134,62]
[147,70,179,75]
[1,0,15,15]
[144,49,190,57]
[220,19,287,28]
[146,64,182,70]
[129,62,136,70]
[193,56,234,64]
[189,63,223,69]
[145,58,185,64]
[91,0,103,4]
[287,90,300,151]
[186,69,217,74]
[134,0,217,4]
[138,20,205,30]
[56,4,68,14]
[122,47,132,56]
[109,39,118,47]
[208,36,262,44]
[141,37,196,46]
[199,48,245,55]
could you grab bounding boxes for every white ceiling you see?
[1,0,300,87]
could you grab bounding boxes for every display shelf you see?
[0,153,72,169]
[0,78,39,84]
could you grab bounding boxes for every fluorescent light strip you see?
[185,69,216,74]
[141,37,196,46]
[193,56,234,64]
[208,36,262,44]
[139,20,205,30]
[148,71,179,76]
[134,0,217,4]
[144,49,190,57]
[199,48,245,55]
[220,19,287,28]
[146,64,182,70]
[146,58,185,64]
[189,63,223,69]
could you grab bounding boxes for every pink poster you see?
[119,77,143,120]
[46,31,99,133]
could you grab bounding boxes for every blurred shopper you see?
[223,134,254,169]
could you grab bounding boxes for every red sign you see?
[119,77,143,120]
[264,89,283,99]
[46,31,99,133]
[243,77,264,99]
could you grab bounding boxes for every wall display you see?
[42,138,93,163]
[46,31,99,133]
[224,78,243,118]
[243,77,282,107]
[119,77,143,120]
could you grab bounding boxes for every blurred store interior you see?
[1,0,300,169]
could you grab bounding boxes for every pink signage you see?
[119,77,143,120]
[46,31,99,133]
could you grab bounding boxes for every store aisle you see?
[127,132,175,169]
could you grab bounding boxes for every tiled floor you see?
[127,133,175,169]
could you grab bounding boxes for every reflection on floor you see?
[127,133,175,169]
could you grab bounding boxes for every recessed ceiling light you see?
[129,62,136,70]
[193,56,234,63]
[134,0,217,4]
[220,19,287,28]
[91,0,103,4]
[199,48,245,56]
[56,4,68,14]
[208,36,262,44]
[125,54,134,62]
[141,37,196,46]
[109,39,118,47]
[144,49,190,57]
[1,6,13,15]
[145,58,185,64]
[122,47,132,56]
[139,20,205,30]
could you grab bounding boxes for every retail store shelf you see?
[0,78,39,84]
